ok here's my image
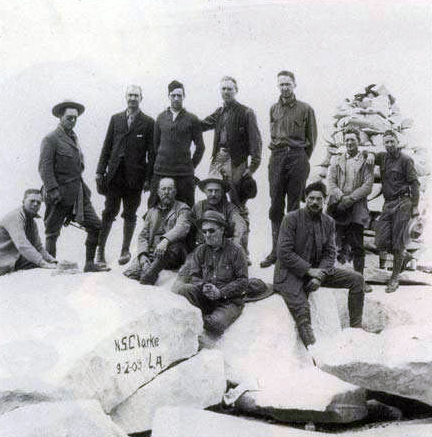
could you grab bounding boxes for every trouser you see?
[336,222,365,273]
[375,197,412,253]
[148,174,195,208]
[123,241,188,280]
[274,267,364,328]
[177,285,244,335]
[14,256,38,272]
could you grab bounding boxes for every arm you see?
[201,109,219,132]
[137,212,152,256]
[228,204,247,246]
[96,116,115,176]
[327,158,344,201]
[305,106,318,159]
[347,162,374,202]
[163,207,191,243]
[318,219,336,275]
[191,116,205,168]
[39,136,59,192]
[145,118,155,184]
[31,223,57,263]
[246,108,262,174]
[277,213,311,277]
[406,157,420,209]
[218,246,248,299]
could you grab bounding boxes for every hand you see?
[339,195,353,206]
[242,168,252,177]
[307,268,325,281]
[47,188,61,204]
[143,180,151,192]
[202,283,221,300]
[40,260,57,269]
[154,238,169,258]
[305,278,321,293]
[139,254,150,267]
[366,153,375,166]
[412,206,420,217]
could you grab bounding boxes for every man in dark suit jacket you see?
[96,85,155,267]
[39,100,110,272]
[273,181,365,348]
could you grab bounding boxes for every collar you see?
[304,207,323,222]
[168,107,185,116]
[279,94,296,107]
[345,151,361,160]
[223,100,239,109]
[126,108,140,117]
[157,200,175,212]
[22,207,40,220]
[206,237,227,252]
[58,124,76,139]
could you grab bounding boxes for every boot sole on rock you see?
[118,252,131,266]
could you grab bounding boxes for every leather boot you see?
[96,219,113,266]
[386,252,404,293]
[119,220,136,265]
[45,236,58,258]
[297,322,316,347]
[348,289,364,327]
[379,252,387,270]
[139,257,165,285]
[85,231,111,272]
[260,220,280,268]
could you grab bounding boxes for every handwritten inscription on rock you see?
[114,333,163,375]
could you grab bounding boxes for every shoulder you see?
[270,101,281,112]
[295,99,315,112]
[141,112,155,125]
[225,239,243,252]
[322,212,335,227]
[0,207,24,227]
[183,110,200,122]
[42,127,61,142]
[330,154,342,166]
[156,110,169,122]
[174,200,191,212]
[112,111,125,119]
[400,152,414,164]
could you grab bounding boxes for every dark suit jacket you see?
[39,125,86,206]
[273,208,336,284]
[96,110,155,191]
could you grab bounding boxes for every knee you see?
[350,271,364,290]
[203,314,226,336]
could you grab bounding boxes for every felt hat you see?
[245,279,274,302]
[234,173,257,203]
[403,217,423,246]
[52,100,85,118]
[198,210,227,228]
[198,170,230,192]
[168,80,184,94]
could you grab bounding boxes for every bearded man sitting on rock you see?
[273,181,365,348]
[123,177,191,285]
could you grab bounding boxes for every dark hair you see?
[383,129,398,139]
[23,189,42,199]
[343,126,361,142]
[221,76,238,91]
[277,70,296,83]
[168,80,185,95]
[305,181,327,197]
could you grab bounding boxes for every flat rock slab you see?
[365,266,431,285]
[0,270,202,412]
[110,349,226,434]
[314,326,432,406]
[0,399,127,437]
[235,367,367,423]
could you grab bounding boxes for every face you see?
[60,108,79,131]
[305,190,324,215]
[383,134,399,157]
[202,221,224,247]
[158,178,176,206]
[220,80,237,104]
[169,88,184,111]
[278,75,296,98]
[126,86,142,111]
[23,193,42,216]
[205,182,224,205]
[344,133,359,157]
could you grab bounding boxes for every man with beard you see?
[123,177,191,285]
[39,100,110,272]
[95,85,155,267]
[374,130,420,293]
[0,189,58,275]
[148,80,205,208]
[274,181,364,348]
[261,71,317,268]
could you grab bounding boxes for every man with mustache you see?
[274,181,365,348]
[123,177,191,285]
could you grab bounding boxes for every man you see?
[261,70,317,268]
[124,177,191,285]
[192,172,247,252]
[149,80,205,208]
[95,85,155,267]
[0,189,58,275]
[274,181,364,348]
[38,100,110,272]
[175,210,248,336]
[327,127,374,292]
[374,130,419,293]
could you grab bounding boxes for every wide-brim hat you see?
[198,210,227,228]
[245,279,274,302]
[234,174,257,203]
[198,171,230,192]
[403,217,423,246]
[52,100,85,118]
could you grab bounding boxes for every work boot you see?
[139,258,165,285]
[386,252,404,294]
[260,220,280,268]
[45,236,58,258]
[297,323,316,347]
[348,283,364,328]
[96,247,107,266]
[364,283,373,293]
[118,220,136,265]
[84,261,111,273]
[96,219,113,267]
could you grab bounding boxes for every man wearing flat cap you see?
[148,80,205,208]
[95,85,155,268]
[192,171,247,254]
[38,100,110,272]
[175,210,248,336]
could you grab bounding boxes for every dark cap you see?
[168,80,184,94]
[199,210,227,228]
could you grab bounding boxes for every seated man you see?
[123,177,190,285]
[192,172,247,252]
[175,210,248,336]
[0,189,58,275]
[273,181,364,348]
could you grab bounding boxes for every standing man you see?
[261,70,317,268]
[0,189,57,275]
[149,80,205,208]
[39,100,110,272]
[274,181,364,348]
[374,130,420,293]
[95,85,155,267]
[327,127,374,292]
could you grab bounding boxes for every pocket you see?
[218,263,233,281]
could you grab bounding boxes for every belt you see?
[271,146,305,154]
[386,191,411,202]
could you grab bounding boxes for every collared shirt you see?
[269,96,317,157]
[343,152,364,194]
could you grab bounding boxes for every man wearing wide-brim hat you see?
[192,171,248,257]
[175,210,248,337]
[38,100,110,272]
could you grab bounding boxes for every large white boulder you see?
[0,270,202,413]
[110,349,226,434]
[314,325,432,406]
[0,399,127,437]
